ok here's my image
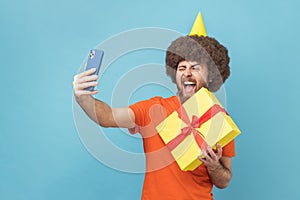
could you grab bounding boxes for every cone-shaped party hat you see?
[189,12,207,36]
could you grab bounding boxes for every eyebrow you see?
[178,63,201,68]
[191,63,201,67]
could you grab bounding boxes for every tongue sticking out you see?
[184,85,195,94]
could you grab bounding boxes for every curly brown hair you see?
[165,35,230,92]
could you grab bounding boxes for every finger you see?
[75,89,98,96]
[76,68,97,78]
[77,75,98,84]
[216,143,222,158]
[207,146,217,161]
[198,155,206,163]
[75,81,98,90]
[202,149,212,162]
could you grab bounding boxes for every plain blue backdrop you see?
[1,0,300,199]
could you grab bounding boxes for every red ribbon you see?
[166,104,229,151]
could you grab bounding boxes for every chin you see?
[178,92,193,104]
[177,85,204,103]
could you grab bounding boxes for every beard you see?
[177,78,196,103]
[177,84,208,104]
[177,90,192,104]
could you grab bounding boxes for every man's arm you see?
[199,144,233,189]
[73,68,135,128]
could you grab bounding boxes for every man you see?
[73,35,235,200]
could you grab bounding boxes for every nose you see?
[183,67,192,77]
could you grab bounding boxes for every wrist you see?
[75,94,93,104]
[207,161,223,172]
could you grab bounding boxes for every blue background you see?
[1,0,299,199]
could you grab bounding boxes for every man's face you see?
[176,60,208,103]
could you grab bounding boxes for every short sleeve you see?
[128,97,161,134]
[222,140,235,157]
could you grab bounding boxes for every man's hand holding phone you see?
[73,68,99,101]
[73,49,104,101]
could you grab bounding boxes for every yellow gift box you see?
[156,88,241,171]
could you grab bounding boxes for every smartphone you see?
[84,49,104,91]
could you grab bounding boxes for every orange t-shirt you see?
[129,96,235,200]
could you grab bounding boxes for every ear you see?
[206,79,212,90]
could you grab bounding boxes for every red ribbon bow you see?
[166,104,228,151]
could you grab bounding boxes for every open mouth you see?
[183,81,196,94]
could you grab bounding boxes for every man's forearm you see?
[76,95,114,127]
[207,160,232,189]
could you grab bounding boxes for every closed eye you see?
[177,66,186,71]
[191,64,202,71]
[177,63,203,71]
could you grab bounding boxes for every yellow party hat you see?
[189,12,207,36]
